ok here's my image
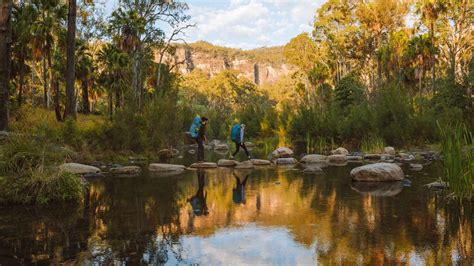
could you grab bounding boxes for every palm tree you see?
[98,43,129,120]
[0,0,13,131]
[64,0,76,119]
[76,40,93,114]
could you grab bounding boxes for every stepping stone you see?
[351,163,404,182]
[59,163,101,175]
[328,155,347,163]
[110,166,142,176]
[250,159,272,165]
[234,161,255,169]
[149,163,186,172]
[189,162,218,168]
[301,154,327,163]
[276,158,298,165]
[218,159,239,167]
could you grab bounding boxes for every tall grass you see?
[438,122,473,199]
[361,135,385,154]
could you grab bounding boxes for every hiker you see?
[189,116,208,162]
[230,123,250,160]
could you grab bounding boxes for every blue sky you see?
[105,0,324,50]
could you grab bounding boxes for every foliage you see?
[438,122,473,199]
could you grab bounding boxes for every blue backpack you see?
[189,116,202,138]
[231,124,241,142]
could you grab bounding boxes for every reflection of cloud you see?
[170,224,316,265]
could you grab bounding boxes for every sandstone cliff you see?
[158,41,293,85]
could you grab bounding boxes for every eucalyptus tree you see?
[0,0,13,131]
[108,0,190,112]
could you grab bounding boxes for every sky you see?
[105,0,325,50]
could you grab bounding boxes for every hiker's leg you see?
[232,141,240,157]
[241,142,250,157]
[197,138,204,161]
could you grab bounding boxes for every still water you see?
[0,154,472,265]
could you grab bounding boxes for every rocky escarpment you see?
[159,41,293,85]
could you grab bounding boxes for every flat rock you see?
[110,166,142,176]
[190,162,218,168]
[250,159,272,165]
[331,147,349,156]
[218,159,239,167]
[59,163,101,175]
[301,154,327,163]
[276,158,298,165]
[351,181,403,196]
[234,161,255,169]
[149,163,186,172]
[328,155,347,163]
[425,181,448,189]
[409,163,423,171]
[351,163,404,182]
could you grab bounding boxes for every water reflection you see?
[0,164,472,264]
[188,169,209,216]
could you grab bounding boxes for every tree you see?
[0,0,12,131]
[64,0,77,119]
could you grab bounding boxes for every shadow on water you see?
[0,160,472,264]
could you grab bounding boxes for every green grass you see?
[438,122,474,199]
[361,135,386,154]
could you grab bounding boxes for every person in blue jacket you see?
[189,116,208,162]
[230,123,250,160]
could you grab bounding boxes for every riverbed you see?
[0,151,472,265]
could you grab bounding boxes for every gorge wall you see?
[159,41,293,85]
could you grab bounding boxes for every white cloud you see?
[180,0,325,50]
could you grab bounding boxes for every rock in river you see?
[409,163,423,171]
[328,155,347,163]
[190,162,218,168]
[384,146,396,155]
[110,166,142,176]
[250,159,272,165]
[214,143,230,150]
[149,163,186,172]
[269,147,294,160]
[276,158,298,165]
[59,163,101,175]
[301,154,327,163]
[331,147,349,156]
[350,163,404,182]
[218,159,239,167]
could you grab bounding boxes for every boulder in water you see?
[351,163,404,182]
[384,146,396,155]
[110,166,142,176]
[59,163,101,175]
[149,163,186,172]
[214,143,229,150]
[269,147,294,160]
[328,155,347,163]
[250,159,272,165]
[218,159,239,167]
[301,154,327,163]
[409,163,423,171]
[331,147,349,156]
[276,158,298,165]
[190,162,218,168]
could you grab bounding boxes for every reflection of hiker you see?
[230,123,250,160]
[232,172,249,204]
[188,169,209,216]
[189,116,208,162]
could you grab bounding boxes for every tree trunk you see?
[53,78,62,122]
[0,0,12,131]
[64,0,76,120]
[18,56,24,106]
[430,21,436,94]
[81,78,89,114]
[42,56,48,108]
[108,92,113,121]
[115,89,121,110]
